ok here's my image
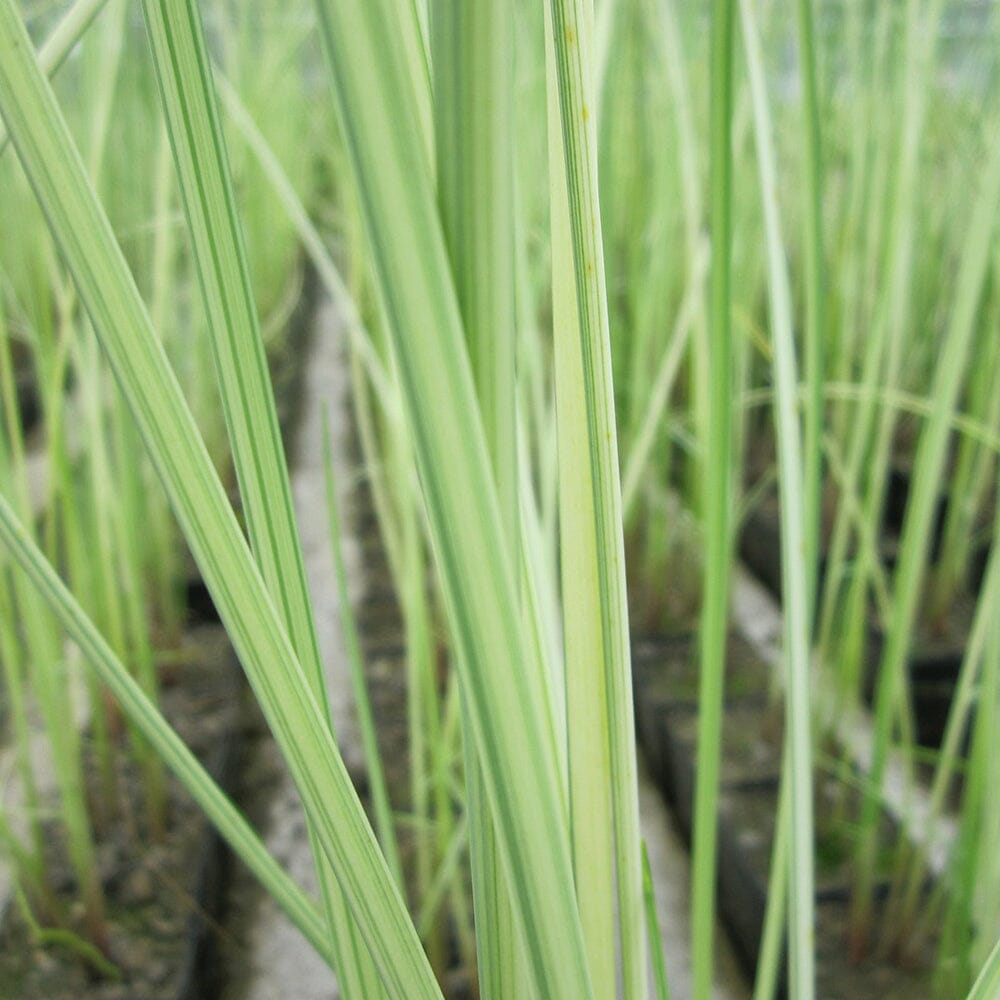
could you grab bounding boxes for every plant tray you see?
[632,630,931,999]
[739,487,984,748]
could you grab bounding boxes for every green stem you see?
[691,0,734,996]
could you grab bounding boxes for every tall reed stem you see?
[691,0,734,996]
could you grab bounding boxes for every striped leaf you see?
[0,491,333,968]
[544,1,644,996]
[138,4,383,993]
[313,1,594,996]
[0,6,438,996]
[432,3,525,997]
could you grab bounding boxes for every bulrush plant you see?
[0,0,315,969]
[792,6,1000,980]
[589,0,1000,995]
[1,0,1000,998]
[0,1,161,950]
[0,0,648,997]
[0,295,108,957]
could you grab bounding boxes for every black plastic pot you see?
[632,629,933,998]
[15,368,41,437]
[739,483,979,749]
[863,611,975,750]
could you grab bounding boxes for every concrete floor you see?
[639,753,750,1000]
[221,300,352,1000]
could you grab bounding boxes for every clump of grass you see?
[2,1,1000,998]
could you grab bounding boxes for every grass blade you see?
[691,0,735,995]
[853,120,1000,947]
[0,7,439,995]
[0,490,334,967]
[966,937,1000,1000]
[432,3,525,996]
[138,6,386,993]
[642,841,671,1000]
[545,1,645,996]
[0,0,109,156]
[139,5,392,991]
[139,0,320,689]
[793,0,825,622]
[739,0,815,993]
[313,1,594,995]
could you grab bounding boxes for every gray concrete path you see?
[223,299,352,1000]
[639,751,751,999]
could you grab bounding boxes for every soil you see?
[0,624,240,1000]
